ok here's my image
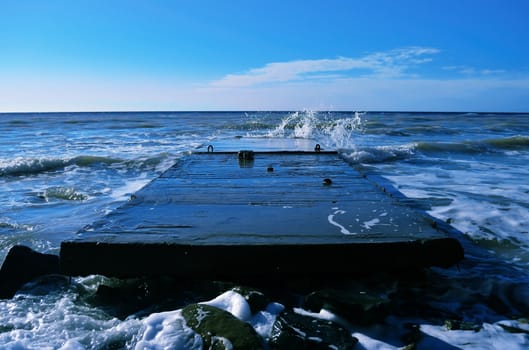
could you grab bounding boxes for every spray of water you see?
[267,110,364,149]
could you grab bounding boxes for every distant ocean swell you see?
[415,135,529,154]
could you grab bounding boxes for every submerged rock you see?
[182,303,264,350]
[0,245,60,299]
[269,310,357,350]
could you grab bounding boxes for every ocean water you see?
[1,111,529,349]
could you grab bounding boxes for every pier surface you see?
[60,139,463,278]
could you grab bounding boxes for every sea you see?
[1,111,528,349]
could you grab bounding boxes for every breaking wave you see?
[342,144,417,164]
[0,156,124,177]
[0,154,175,177]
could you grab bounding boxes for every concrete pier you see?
[60,141,463,278]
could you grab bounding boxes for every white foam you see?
[250,303,285,340]
[0,293,141,350]
[293,307,347,327]
[383,155,529,257]
[210,336,233,350]
[59,339,85,350]
[110,176,151,201]
[135,310,202,350]
[201,290,252,322]
[3,284,529,350]
[202,290,284,340]
[420,322,529,350]
[343,143,416,164]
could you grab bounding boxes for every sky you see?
[1,0,529,112]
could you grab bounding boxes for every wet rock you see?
[304,288,390,325]
[91,276,199,318]
[401,323,422,349]
[0,245,60,299]
[231,286,270,314]
[269,310,357,350]
[90,279,270,319]
[182,303,264,350]
[498,320,529,335]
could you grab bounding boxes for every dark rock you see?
[89,279,267,319]
[444,319,481,331]
[304,288,390,325]
[269,310,357,350]
[0,245,60,299]
[231,286,270,314]
[18,274,70,295]
[499,322,529,335]
[401,323,422,348]
[90,276,193,319]
[182,303,264,350]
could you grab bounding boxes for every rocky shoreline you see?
[2,245,529,349]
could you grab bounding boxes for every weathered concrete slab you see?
[60,148,464,278]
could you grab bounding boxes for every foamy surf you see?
[1,111,529,349]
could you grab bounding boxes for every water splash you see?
[267,110,364,149]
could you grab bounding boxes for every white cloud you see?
[198,78,529,112]
[1,49,528,112]
[481,69,507,75]
[442,65,506,76]
[211,47,440,87]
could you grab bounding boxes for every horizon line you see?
[1,110,528,115]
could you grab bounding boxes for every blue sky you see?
[1,0,529,112]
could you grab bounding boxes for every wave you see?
[0,155,125,177]
[1,158,67,176]
[0,153,177,178]
[340,135,529,164]
[0,218,34,232]
[415,135,529,155]
[70,155,124,167]
[414,141,486,154]
[486,135,529,150]
[341,144,416,164]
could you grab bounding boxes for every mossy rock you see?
[182,303,264,350]
[269,310,357,350]
[444,319,482,331]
